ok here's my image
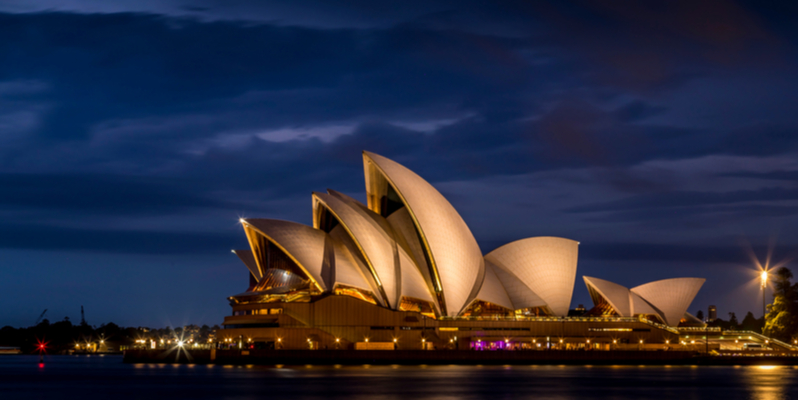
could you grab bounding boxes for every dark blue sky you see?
[0,0,796,328]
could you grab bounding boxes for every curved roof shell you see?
[232,249,262,281]
[583,276,632,317]
[322,190,435,310]
[472,264,513,310]
[313,191,399,307]
[242,218,378,299]
[485,260,546,310]
[583,276,704,326]
[241,218,330,292]
[485,237,578,316]
[631,278,705,326]
[363,151,484,316]
[327,231,375,294]
[326,224,385,307]
[630,292,660,318]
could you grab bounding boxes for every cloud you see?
[565,187,797,213]
[0,223,238,254]
[0,173,232,215]
[719,170,797,181]
[580,241,797,264]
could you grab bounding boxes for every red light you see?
[39,363,44,368]
[35,338,49,353]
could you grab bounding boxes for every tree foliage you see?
[763,267,798,342]
[0,320,218,353]
[728,312,738,327]
[740,311,760,332]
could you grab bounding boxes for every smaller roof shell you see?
[485,237,578,316]
[472,265,513,310]
[486,260,547,311]
[242,218,329,292]
[631,278,705,326]
[232,249,262,281]
[583,276,632,317]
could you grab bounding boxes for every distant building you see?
[567,304,586,317]
[708,305,717,321]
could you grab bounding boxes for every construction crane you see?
[35,309,47,325]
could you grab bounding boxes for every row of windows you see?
[224,323,279,329]
[233,308,284,316]
[395,326,529,331]
[480,327,531,331]
[588,327,650,332]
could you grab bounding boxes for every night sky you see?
[0,1,796,328]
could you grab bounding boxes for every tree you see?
[740,311,760,332]
[728,312,738,329]
[696,310,704,321]
[763,267,798,342]
[99,322,122,341]
[774,267,795,298]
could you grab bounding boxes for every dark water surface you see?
[0,355,796,400]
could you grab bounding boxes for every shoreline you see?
[122,349,798,366]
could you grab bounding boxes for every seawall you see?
[123,349,798,366]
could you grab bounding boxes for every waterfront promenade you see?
[123,348,798,366]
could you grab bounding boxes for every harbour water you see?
[0,355,796,399]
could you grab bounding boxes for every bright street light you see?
[761,268,769,324]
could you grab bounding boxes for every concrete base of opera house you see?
[122,349,798,366]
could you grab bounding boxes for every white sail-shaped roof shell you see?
[630,292,661,317]
[485,237,578,316]
[329,190,435,309]
[583,276,632,317]
[472,265,513,310]
[313,191,399,307]
[233,249,262,281]
[327,224,385,307]
[242,218,329,291]
[583,276,704,326]
[363,151,484,316]
[631,278,705,326]
[242,218,377,298]
[485,260,547,310]
[327,232,375,294]
[312,190,435,310]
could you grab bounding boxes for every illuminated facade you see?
[222,151,706,350]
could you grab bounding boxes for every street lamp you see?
[761,269,769,324]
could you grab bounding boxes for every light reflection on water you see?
[742,365,796,400]
[0,355,796,400]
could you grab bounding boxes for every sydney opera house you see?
[220,151,706,351]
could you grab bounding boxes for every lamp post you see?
[761,269,768,326]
